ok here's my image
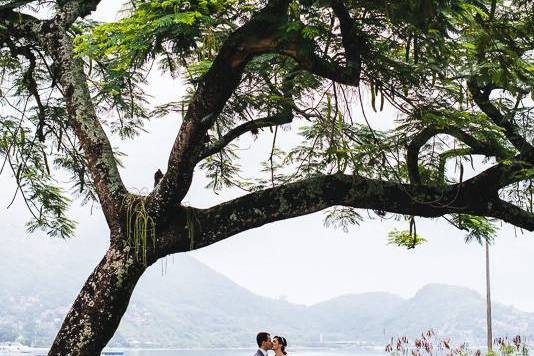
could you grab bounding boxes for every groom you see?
[255,331,273,356]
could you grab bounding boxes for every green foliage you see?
[73,1,250,140]
[494,336,529,356]
[0,112,76,238]
[1,0,533,238]
[323,206,363,233]
[74,0,246,74]
[77,0,235,67]
[23,175,76,239]
[388,229,427,249]
[199,145,247,192]
[1,39,94,238]
[74,0,532,236]
[451,214,498,244]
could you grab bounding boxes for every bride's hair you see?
[274,336,288,355]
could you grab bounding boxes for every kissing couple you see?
[254,332,288,356]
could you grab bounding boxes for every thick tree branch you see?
[151,0,368,214]
[276,3,364,86]
[0,8,43,43]
[38,23,127,230]
[468,80,534,161]
[161,172,534,255]
[489,199,534,231]
[198,111,293,160]
[150,0,292,211]
[279,33,361,87]
[330,0,362,75]
[54,0,102,26]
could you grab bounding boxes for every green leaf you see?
[388,229,427,249]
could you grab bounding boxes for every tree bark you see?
[48,244,145,356]
[41,26,127,230]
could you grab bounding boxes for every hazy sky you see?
[1,0,534,313]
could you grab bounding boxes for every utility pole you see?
[486,240,493,352]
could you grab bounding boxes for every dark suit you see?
[254,350,266,356]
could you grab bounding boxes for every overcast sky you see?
[1,0,534,313]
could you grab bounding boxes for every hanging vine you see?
[185,207,199,251]
[124,195,157,266]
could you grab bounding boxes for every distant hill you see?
[380,284,534,345]
[303,292,405,342]
[1,233,533,348]
[110,255,307,348]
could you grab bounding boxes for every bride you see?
[272,336,288,356]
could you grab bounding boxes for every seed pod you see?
[326,93,332,120]
[466,87,471,107]
[406,34,411,62]
[459,84,464,109]
[413,34,419,64]
[375,80,380,97]
[371,82,376,112]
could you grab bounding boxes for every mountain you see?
[110,255,307,348]
[380,284,534,345]
[1,232,534,348]
[304,292,405,342]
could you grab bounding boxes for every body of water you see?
[127,350,378,356]
[0,348,381,356]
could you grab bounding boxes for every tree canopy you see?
[2,0,533,240]
[1,0,533,354]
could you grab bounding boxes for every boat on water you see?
[101,350,125,355]
[0,343,124,355]
[0,342,32,353]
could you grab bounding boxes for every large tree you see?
[1,0,533,354]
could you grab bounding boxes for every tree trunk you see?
[48,244,145,356]
[486,240,493,352]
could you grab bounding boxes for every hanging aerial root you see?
[124,195,156,266]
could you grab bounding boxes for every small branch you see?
[407,124,509,184]
[468,80,534,162]
[437,148,474,185]
[198,111,293,160]
[464,156,534,192]
[0,0,34,11]
[4,41,47,141]
[269,125,279,187]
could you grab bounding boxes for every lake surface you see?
[127,350,378,356]
[1,348,381,356]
